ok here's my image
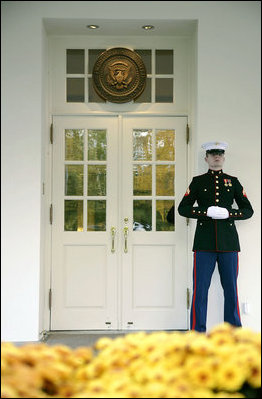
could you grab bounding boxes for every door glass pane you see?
[156,50,173,74]
[66,78,85,102]
[133,200,152,231]
[64,200,83,231]
[66,49,84,74]
[156,130,175,161]
[65,165,84,196]
[88,165,106,196]
[65,129,84,161]
[87,200,106,231]
[133,165,152,195]
[155,78,173,103]
[156,165,175,196]
[88,130,107,160]
[156,200,175,231]
[133,129,152,161]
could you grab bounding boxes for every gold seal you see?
[92,47,147,103]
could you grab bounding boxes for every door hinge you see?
[187,288,191,310]
[186,217,189,226]
[40,330,49,342]
[50,123,53,144]
[48,289,52,310]
[186,124,189,144]
[49,204,53,224]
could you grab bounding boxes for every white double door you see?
[51,115,188,330]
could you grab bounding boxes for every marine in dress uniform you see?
[167,141,254,332]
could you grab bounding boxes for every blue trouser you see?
[190,251,241,332]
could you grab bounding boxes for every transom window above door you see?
[66,49,174,104]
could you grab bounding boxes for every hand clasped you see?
[207,206,229,219]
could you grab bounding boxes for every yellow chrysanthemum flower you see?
[209,332,235,348]
[216,360,246,392]
[1,323,261,398]
[165,351,185,368]
[188,335,216,356]
[186,355,217,386]
[235,345,259,373]
[1,342,24,366]
[208,322,234,336]
[95,337,113,351]
[189,364,215,389]
[163,334,187,356]
[232,327,258,343]
[124,331,147,345]
[246,356,261,388]
[37,362,73,393]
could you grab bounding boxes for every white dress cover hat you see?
[201,141,228,151]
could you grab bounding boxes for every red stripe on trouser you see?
[236,253,241,322]
[192,251,197,330]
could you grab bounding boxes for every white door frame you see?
[44,112,190,332]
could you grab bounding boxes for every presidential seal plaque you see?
[92,47,147,103]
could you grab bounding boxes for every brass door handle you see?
[111,227,116,253]
[124,226,129,253]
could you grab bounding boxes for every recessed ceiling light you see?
[86,25,99,29]
[142,25,155,31]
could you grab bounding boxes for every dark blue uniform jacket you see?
[168,169,254,252]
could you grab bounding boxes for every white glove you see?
[207,206,229,219]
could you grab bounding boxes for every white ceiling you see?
[43,18,197,36]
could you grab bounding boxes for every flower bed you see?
[1,323,261,398]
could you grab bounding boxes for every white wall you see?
[194,2,261,331]
[2,1,260,341]
[2,3,43,341]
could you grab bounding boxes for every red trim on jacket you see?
[215,220,218,251]
[192,251,197,330]
[236,253,241,322]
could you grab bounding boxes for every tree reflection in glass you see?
[65,165,84,196]
[87,200,106,231]
[65,129,84,160]
[156,200,175,231]
[156,165,175,196]
[64,200,83,231]
[88,165,106,196]
[88,130,107,161]
[133,165,152,195]
[133,129,152,161]
[156,130,175,161]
